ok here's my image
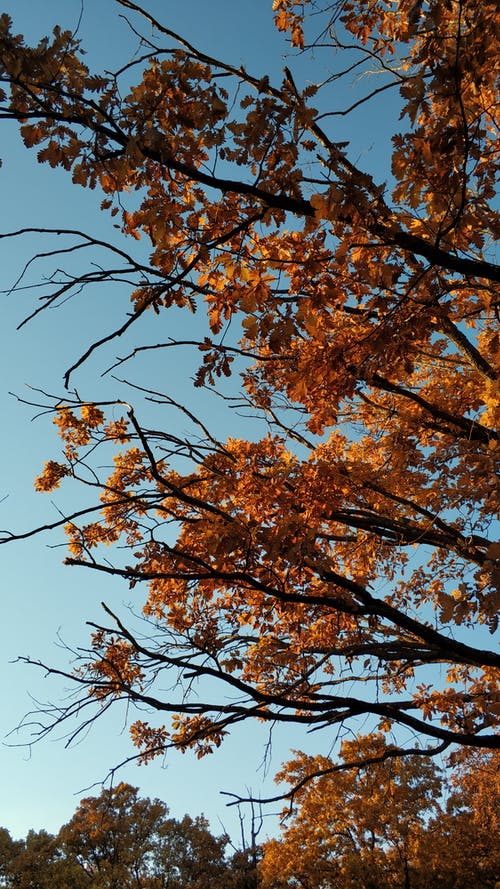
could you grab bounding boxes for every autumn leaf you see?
[0,0,498,791]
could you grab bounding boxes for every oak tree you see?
[0,827,87,889]
[411,749,500,889]
[58,782,168,889]
[259,740,499,889]
[259,734,442,889]
[147,813,229,889]
[0,0,498,790]
[58,782,231,889]
[0,829,23,887]
[0,785,242,889]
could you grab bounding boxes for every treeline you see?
[0,782,259,889]
[1,744,498,889]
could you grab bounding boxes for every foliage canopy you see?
[1,755,497,889]
[0,782,257,889]
[0,0,498,790]
[260,743,500,889]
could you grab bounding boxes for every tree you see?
[223,799,264,889]
[0,829,22,887]
[58,782,168,889]
[0,827,86,889]
[259,741,500,889]
[57,782,230,889]
[259,734,443,889]
[0,0,498,789]
[0,784,244,889]
[411,749,500,889]
[148,813,229,889]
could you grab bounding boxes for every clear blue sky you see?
[0,0,399,842]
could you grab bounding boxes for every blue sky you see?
[0,0,402,842]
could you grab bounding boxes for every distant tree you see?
[226,848,261,889]
[259,734,442,889]
[58,782,168,889]
[149,813,229,889]
[57,782,233,889]
[260,742,500,889]
[0,784,254,889]
[223,799,264,889]
[1,752,496,889]
[0,828,85,889]
[0,829,22,887]
[411,749,499,889]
